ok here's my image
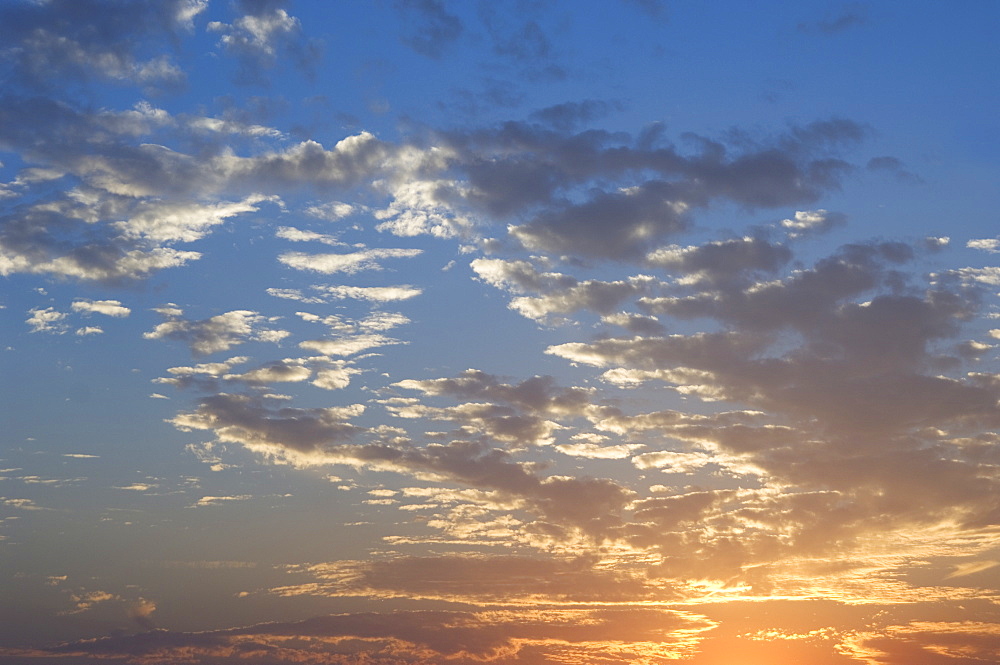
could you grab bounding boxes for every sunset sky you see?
[2,1,1000,663]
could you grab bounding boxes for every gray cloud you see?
[394,0,463,59]
[646,236,792,289]
[472,258,659,323]
[171,393,365,457]
[435,118,865,259]
[144,308,288,356]
[797,4,868,34]
[277,554,671,603]
[0,608,713,664]
[0,0,202,91]
[528,100,621,132]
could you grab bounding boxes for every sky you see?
[1,0,1000,663]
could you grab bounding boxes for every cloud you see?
[170,392,366,459]
[943,560,999,580]
[0,199,203,281]
[315,285,423,302]
[0,608,715,664]
[305,201,355,220]
[0,0,203,90]
[967,238,1000,253]
[797,4,868,35]
[268,284,422,304]
[207,1,320,83]
[528,100,621,132]
[472,257,659,323]
[194,495,253,507]
[144,308,288,355]
[622,0,668,20]
[157,356,362,391]
[646,236,792,288]
[384,397,566,447]
[275,225,344,246]
[841,621,1000,665]
[779,208,846,235]
[555,439,643,459]
[436,118,866,260]
[393,369,595,418]
[115,194,277,243]
[299,334,398,357]
[26,306,68,333]
[867,155,922,183]
[223,360,313,385]
[128,598,157,631]
[279,247,423,274]
[394,0,463,59]
[275,554,671,604]
[70,299,131,317]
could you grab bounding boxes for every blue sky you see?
[2,1,1000,663]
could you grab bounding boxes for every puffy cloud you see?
[160,355,362,391]
[70,299,131,317]
[0,0,203,90]
[311,362,363,390]
[374,177,474,238]
[223,360,313,385]
[779,208,846,236]
[0,200,203,281]
[305,201,355,220]
[967,238,1000,253]
[394,369,595,418]
[115,194,277,243]
[646,236,792,288]
[144,308,286,355]
[299,334,398,357]
[170,393,365,459]
[209,6,300,59]
[207,1,319,83]
[471,257,659,323]
[25,306,68,333]
[384,397,566,447]
[437,118,865,260]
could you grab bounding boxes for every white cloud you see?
[26,307,67,333]
[299,334,398,357]
[71,299,131,317]
[968,238,1000,253]
[116,194,276,243]
[275,226,344,247]
[315,285,422,302]
[279,248,422,274]
[305,201,355,220]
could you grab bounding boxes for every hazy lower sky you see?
[2,1,1000,663]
